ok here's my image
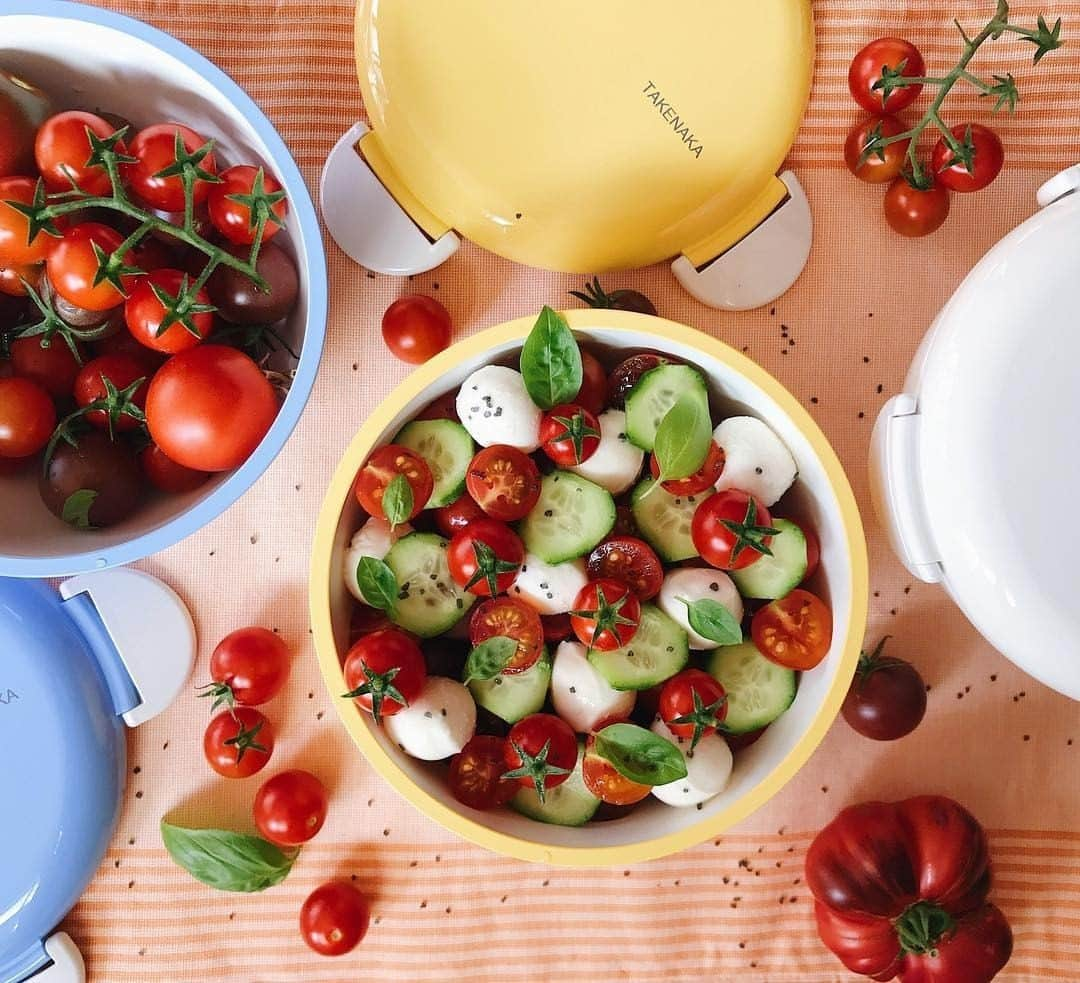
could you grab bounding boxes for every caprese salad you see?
[340,308,832,826]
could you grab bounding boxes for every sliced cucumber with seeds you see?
[631,478,713,563]
[510,740,599,827]
[395,419,475,508]
[730,518,808,599]
[467,647,552,724]
[707,641,797,734]
[384,532,475,638]
[624,363,708,451]
[519,471,615,564]
[588,604,689,691]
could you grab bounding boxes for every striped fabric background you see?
[39,1,1080,980]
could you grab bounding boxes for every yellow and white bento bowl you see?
[311,310,867,866]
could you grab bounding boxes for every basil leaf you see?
[62,488,97,529]
[593,722,687,786]
[519,306,582,410]
[463,636,519,685]
[381,473,413,526]
[356,556,397,612]
[653,391,711,480]
[680,596,743,646]
[160,822,298,893]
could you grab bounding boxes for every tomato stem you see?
[894,900,955,956]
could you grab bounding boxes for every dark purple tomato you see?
[841,637,927,741]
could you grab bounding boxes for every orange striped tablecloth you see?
[56,1,1080,981]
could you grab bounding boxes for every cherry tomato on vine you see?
[691,489,776,571]
[125,268,213,354]
[842,637,926,741]
[503,713,578,801]
[9,335,81,397]
[0,261,38,297]
[342,628,427,723]
[35,110,124,196]
[649,440,725,495]
[586,536,663,601]
[381,294,452,365]
[201,625,292,709]
[574,349,609,417]
[540,403,601,466]
[659,669,728,749]
[73,353,149,432]
[752,588,833,671]
[139,443,210,494]
[0,176,54,267]
[207,164,288,246]
[465,444,541,521]
[0,376,54,458]
[449,734,517,810]
[469,596,544,674]
[447,518,524,596]
[434,491,485,537]
[844,115,911,184]
[848,37,925,115]
[253,769,328,847]
[126,123,219,212]
[883,177,950,237]
[581,732,651,806]
[570,579,641,651]
[931,123,1004,193]
[47,222,135,312]
[354,444,433,522]
[203,706,274,779]
[300,882,370,957]
[131,236,175,274]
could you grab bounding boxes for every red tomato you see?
[581,732,651,806]
[354,443,433,522]
[35,111,123,196]
[539,403,601,466]
[9,335,81,397]
[607,352,670,408]
[300,882,370,957]
[848,37,925,115]
[884,178,950,238]
[0,76,44,177]
[659,669,727,749]
[796,519,821,581]
[125,268,213,354]
[503,713,578,801]
[931,123,1004,194]
[691,489,776,571]
[381,295,452,365]
[570,579,641,651]
[574,349,608,416]
[342,628,427,723]
[649,439,725,495]
[415,389,460,423]
[145,345,278,472]
[0,261,38,297]
[139,443,210,493]
[447,518,524,596]
[465,444,541,521]
[47,222,135,312]
[469,596,544,674]
[844,115,910,184]
[586,536,663,600]
[207,164,288,246]
[131,236,175,274]
[751,588,832,670]
[253,769,328,847]
[203,626,291,708]
[349,605,393,643]
[0,376,55,458]
[73,354,149,432]
[93,328,168,369]
[611,504,639,538]
[434,491,485,537]
[448,734,516,810]
[203,706,274,779]
[126,123,218,211]
[541,612,573,644]
[0,176,54,267]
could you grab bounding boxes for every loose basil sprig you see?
[463,636,519,685]
[160,822,298,893]
[356,556,398,612]
[653,390,711,482]
[381,473,414,528]
[593,722,687,787]
[519,306,582,410]
[680,597,742,646]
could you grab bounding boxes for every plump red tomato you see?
[253,769,328,847]
[503,713,578,801]
[574,349,608,416]
[848,37,925,115]
[203,706,274,779]
[0,176,54,267]
[206,164,288,246]
[586,536,663,600]
[342,628,427,723]
[649,439,725,495]
[47,222,135,312]
[0,376,54,458]
[570,579,641,651]
[884,177,950,238]
[35,110,123,196]
[931,123,1004,193]
[203,626,291,708]
[465,444,541,521]
[539,403,601,466]
[139,443,209,493]
[581,732,651,806]
[797,519,821,581]
[126,123,218,211]
[354,443,433,522]
[844,115,910,184]
[0,261,38,297]
[692,489,776,571]
[469,596,544,674]
[9,335,81,397]
[125,268,213,354]
[447,518,524,596]
[449,734,517,810]
[145,345,278,472]
[434,491,485,537]
[300,882,370,957]
[752,588,832,670]
[541,612,573,644]
[73,354,149,432]
[607,352,670,408]
[659,669,728,749]
[381,294,452,365]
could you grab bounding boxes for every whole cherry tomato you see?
[844,115,911,184]
[691,489,776,570]
[125,268,214,354]
[253,769,328,847]
[884,178,950,238]
[842,637,926,741]
[752,588,833,671]
[570,579,641,651]
[539,403,601,466]
[465,444,541,521]
[9,335,81,397]
[574,349,609,417]
[381,295,452,365]
[46,222,136,312]
[203,706,274,779]
[0,72,50,177]
[797,519,821,581]
[126,123,219,211]
[469,596,544,674]
[0,376,54,458]
[200,626,292,709]
[354,443,433,522]
[447,518,524,596]
[300,882,370,956]
[139,443,210,494]
[659,669,728,749]
[503,713,578,802]
[434,491,485,537]
[73,354,149,432]
[448,734,517,810]
[207,164,288,246]
[848,37,925,115]
[931,123,1004,193]
[0,176,54,267]
[342,628,427,723]
[35,110,123,196]
[586,536,663,600]
[649,440,725,495]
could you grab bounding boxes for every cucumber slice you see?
[630,478,713,563]
[519,471,615,564]
[510,740,599,827]
[384,532,475,638]
[624,364,708,451]
[730,518,808,600]
[467,648,552,724]
[395,419,475,508]
[588,605,689,691]
[708,641,797,734]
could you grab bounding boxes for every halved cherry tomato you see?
[469,596,543,674]
[434,491,485,537]
[844,115,910,184]
[883,178,950,238]
[0,176,54,267]
[46,222,135,312]
[203,706,274,779]
[447,518,524,597]
[659,669,727,749]
[540,403,601,466]
[9,335,81,397]
[342,627,427,723]
[649,439,725,495]
[541,612,573,644]
[126,123,219,212]
[751,588,833,670]
[570,579,641,651]
[125,268,213,354]
[607,352,670,408]
[300,881,370,956]
[354,444,433,522]
[503,713,577,800]
[0,376,54,458]
[586,536,663,600]
[381,295,452,365]
[35,110,123,196]
[207,164,288,246]
[465,444,541,521]
[449,734,517,810]
[582,732,651,806]
[253,769,328,847]
[691,489,776,571]
[848,37,925,115]
[574,349,608,416]
[73,353,149,432]
[931,123,1004,193]
[139,443,210,494]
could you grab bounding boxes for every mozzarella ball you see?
[568,409,644,495]
[649,716,733,807]
[343,518,412,604]
[456,365,541,452]
[550,641,636,733]
[712,416,797,507]
[657,567,744,649]
[383,677,476,761]
[510,554,589,615]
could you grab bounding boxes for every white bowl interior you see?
[0,13,313,563]
[325,324,856,851]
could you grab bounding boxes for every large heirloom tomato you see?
[806,796,1012,983]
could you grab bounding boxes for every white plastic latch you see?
[320,122,460,276]
[33,934,85,983]
[1037,163,1080,208]
[671,171,812,311]
[59,569,196,727]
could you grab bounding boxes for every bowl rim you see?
[309,310,868,866]
[0,0,328,577]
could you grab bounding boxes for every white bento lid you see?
[871,166,1080,700]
